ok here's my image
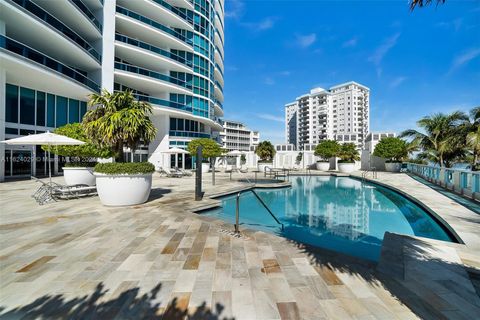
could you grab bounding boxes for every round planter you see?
[95,173,152,206]
[316,162,330,171]
[258,162,273,173]
[201,163,210,173]
[385,162,401,172]
[338,162,356,173]
[63,167,95,186]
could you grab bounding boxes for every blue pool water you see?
[200,176,455,261]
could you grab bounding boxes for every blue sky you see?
[221,0,480,143]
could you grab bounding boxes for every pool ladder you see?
[234,189,284,233]
[362,167,377,181]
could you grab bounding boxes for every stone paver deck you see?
[0,171,479,319]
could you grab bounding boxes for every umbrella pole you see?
[48,148,52,184]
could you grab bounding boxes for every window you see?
[68,99,79,123]
[56,96,68,126]
[20,87,35,125]
[36,91,45,127]
[47,94,55,127]
[5,84,18,123]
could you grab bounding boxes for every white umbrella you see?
[227,150,244,156]
[1,131,85,183]
[161,147,189,154]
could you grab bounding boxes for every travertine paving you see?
[0,171,479,319]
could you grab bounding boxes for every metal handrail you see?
[362,167,377,181]
[234,189,284,232]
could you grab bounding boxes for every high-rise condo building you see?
[219,119,259,152]
[0,0,225,181]
[285,81,370,150]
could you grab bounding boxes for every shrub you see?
[94,162,155,175]
[187,138,224,160]
[314,140,340,161]
[240,154,246,165]
[256,141,276,162]
[296,152,303,164]
[42,123,114,166]
[373,137,408,162]
[337,143,360,163]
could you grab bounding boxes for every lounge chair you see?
[31,177,97,205]
[163,167,183,178]
[176,167,193,176]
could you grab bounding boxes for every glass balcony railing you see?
[215,80,223,93]
[151,0,193,24]
[215,45,224,61]
[129,93,193,113]
[115,33,192,68]
[214,99,223,109]
[115,62,191,89]
[1,35,100,92]
[70,0,102,32]
[215,63,224,77]
[169,131,210,138]
[10,0,101,63]
[116,6,192,46]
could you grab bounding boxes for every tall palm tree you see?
[400,111,468,167]
[410,0,446,10]
[83,90,157,162]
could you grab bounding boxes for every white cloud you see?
[256,113,284,122]
[368,33,401,76]
[263,77,275,85]
[225,0,244,19]
[342,37,358,48]
[389,76,407,88]
[295,33,317,48]
[241,17,277,31]
[449,48,480,74]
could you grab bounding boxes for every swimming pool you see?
[199,175,456,261]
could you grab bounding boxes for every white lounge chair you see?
[31,177,97,205]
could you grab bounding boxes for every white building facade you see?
[285,81,370,150]
[219,119,259,152]
[0,0,225,181]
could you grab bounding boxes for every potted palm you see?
[256,141,276,172]
[337,143,360,173]
[314,140,339,171]
[187,138,224,185]
[373,137,408,172]
[42,123,113,186]
[83,90,157,206]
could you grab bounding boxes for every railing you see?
[128,93,193,113]
[116,6,192,46]
[115,33,193,67]
[11,0,101,63]
[215,80,223,93]
[1,35,100,92]
[362,167,377,181]
[407,163,480,200]
[114,62,190,89]
[151,0,193,24]
[169,131,210,138]
[234,190,284,232]
[71,0,102,32]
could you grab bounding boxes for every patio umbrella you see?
[227,150,244,156]
[1,131,85,183]
[160,147,189,169]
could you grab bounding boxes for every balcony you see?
[131,93,193,113]
[114,62,191,95]
[116,0,192,30]
[115,34,192,73]
[5,0,101,65]
[169,131,210,138]
[1,35,99,98]
[115,6,192,52]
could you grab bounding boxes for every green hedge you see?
[94,162,155,175]
[64,161,97,168]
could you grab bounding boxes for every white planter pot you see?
[95,173,152,206]
[316,162,330,171]
[63,167,96,186]
[201,163,210,173]
[385,162,401,172]
[258,163,273,173]
[338,162,356,173]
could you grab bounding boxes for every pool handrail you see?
[234,189,284,231]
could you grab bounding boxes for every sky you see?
[221,0,480,143]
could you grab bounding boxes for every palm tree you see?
[400,111,468,167]
[410,0,446,10]
[465,107,480,168]
[83,90,157,162]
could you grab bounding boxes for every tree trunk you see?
[439,154,444,168]
[116,142,124,163]
[211,157,215,185]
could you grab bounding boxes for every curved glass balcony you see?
[215,63,224,77]
[214,99,223,109]
[10,0,101,63]
[215,80,223,93]
[1,35,100,92]
[115,62,191,89]
[130,93,192,113]
[215,45,224,61]
[170,131,210,138]
[116,6,192,46]
[71,0,102,32]
[151,0,193,24]
[115,33,192,68]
